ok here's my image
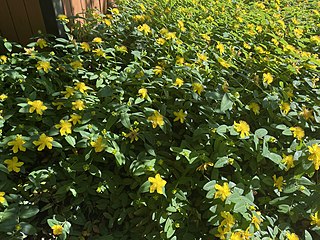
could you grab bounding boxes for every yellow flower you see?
[51,224,63,235]
[308,144,320,170]
[8,135,26,153]
[214,182,231,201]
[255,46,265,54]
[80,42,90,52]
[215,226,230,239]
[294,28,303,38]
[36,61,52,73]
[216,41,225,55]
[192,82,204,95]
[165,32,177,40]
[28,100,47,115]
[148,173,167,194]
[249,102,260,115]
[282,154,294,171]
[273,175,285,192]
[57,14,69,23]
[256,25,263,33]
[36,38,47,48]
[33,133,53,151]
[290,126,304,140]
[137,23,151,35]
[92,37,103,43]
[243,42,251,49]
[24,47,35,55]
[263,72,273,85]
[133,15,145,22]
[177,20,186,32]
[0,55,7,64]
[286,232,299,240]
[70,60,83,70]
[310,35,320,44]
[91,136,106,152]
[0,192,5,203]
[196,162,213,172]
[251,212,263,230]
[220,211,235,228]
[176,56,184,65]
[156,38,166,45]
[4,156,24,173]
[200,34,211,42]
[230,232,242,240]
[159,28,168,35]
[69,114,82,125]
[148,111,164,128]
[271,38,279,46]
[72,100,85,110]
[0,94,8,101]
[111,8,120,15]
[174,78,184,87]
[55,120,72,136]
[280,102,290,115]
[62,86,75,98]
[153,66,163,76]
[197,53,208,62]
[173,109,187,123]
[310,211,320,227]
[104,19,112,26]
[124,128,139,143]
[138,88,148,99]
[115,45,128,53]
[92,48,105,57]
[74,82,88,93]
[300,106,314,121]
[218,58,231,68]
[233,120,250,138]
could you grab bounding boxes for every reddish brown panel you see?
[91,0,101,11]
[0,0,18,42]
[62,0,74,16]
[24,0,46,35]
[7,0,33,44]
[71,0,84,16]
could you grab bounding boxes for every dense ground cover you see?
[0,0,319,239]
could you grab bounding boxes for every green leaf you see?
[305,230,313,240]
[20,222,37,235]
[138,181,150,193]
[255,128,268,138]
[214,157,229,168]
[120,113,131,129]
[203,180,216,191]
[4,42,12,52]
[20,206,39,219]
[65,135,76,147]
[220,93,233,113]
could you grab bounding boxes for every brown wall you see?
[0,0,108,45]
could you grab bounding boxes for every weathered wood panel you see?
[0,0,109,44]
[0,0,19,42]
[6,0,33,44]
[24,0,46,35]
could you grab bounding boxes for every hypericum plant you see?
[0,0,319,239]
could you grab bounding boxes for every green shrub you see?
[0,0,320,239]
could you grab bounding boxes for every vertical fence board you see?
[6,0,33,44]
[62,0,74,16]
[24,0,46,35]
[0,0,19,42]
[91,0,101,10]
[71,0,84,16]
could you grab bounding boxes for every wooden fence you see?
[0,0,109,45]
